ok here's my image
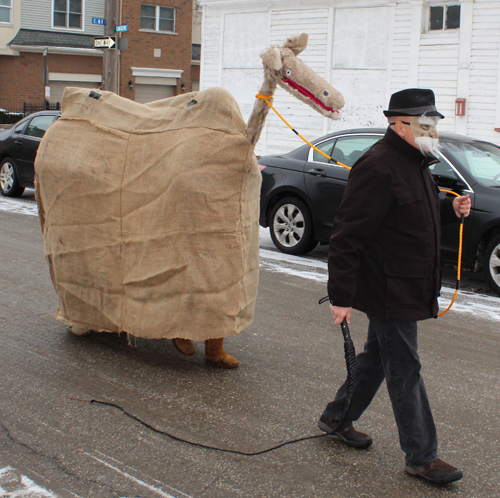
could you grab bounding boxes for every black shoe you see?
[406,458,463,485]
[318,415,372,449]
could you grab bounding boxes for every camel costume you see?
[35,33,344,368]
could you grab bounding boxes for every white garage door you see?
[135,84,175,104]
[49,81,99,104]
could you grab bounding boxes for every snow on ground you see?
[0,467,57,497]
[0,196,38,216]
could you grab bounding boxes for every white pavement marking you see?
[85,452,193,498]
[0,466,57,497]
[0,197,38,216]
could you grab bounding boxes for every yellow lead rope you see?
[437,190,463,317]
[257,94,464,316]
[256,93,351,170]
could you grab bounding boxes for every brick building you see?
[119,0,194,103]
[0,0,196,110]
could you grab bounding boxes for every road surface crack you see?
[0,418,124,497]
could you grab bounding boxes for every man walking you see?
[319,88,470,485]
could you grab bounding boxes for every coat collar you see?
[383,126,438,168]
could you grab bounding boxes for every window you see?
[141,4,175,32]
[13,120,28,135]
[429,4,460,31]
[312,139,335,163]
[332,136,381,168]
[311,135,381,167]
[0,0,12,24]
[53,0,82,29]
[25,116,57,139]
[441,142,500,188]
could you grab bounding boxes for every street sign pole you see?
[102,0,119,93]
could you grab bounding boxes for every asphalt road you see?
[0,191,499,497]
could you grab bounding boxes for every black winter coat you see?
[327,127,458,322]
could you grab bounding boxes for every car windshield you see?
[442,140,500,187]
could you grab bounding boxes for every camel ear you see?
[283,33,308,55]
[261,47,282,71]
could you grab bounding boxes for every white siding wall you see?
[418,32,460,133]
[222,9,269,147]
[469,0,500,143]
[266,8,330,154]
[329,6,390,133]
[391,4,412,92]
[200,0,500,150]
[21,0,105,35]
[200,9,222,90]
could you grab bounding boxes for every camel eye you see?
[323,91,329,96]
[285,70,292,76]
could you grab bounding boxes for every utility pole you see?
[43,47,49,108]
[102,0,119,93]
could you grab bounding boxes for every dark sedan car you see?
[0,110,60,197]
[259,128,500,296]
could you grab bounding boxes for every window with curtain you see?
[141,4,175,32]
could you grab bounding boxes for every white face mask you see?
[411,116,441,155]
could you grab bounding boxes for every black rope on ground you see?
[69,297,356,456]
[69,398,329,456]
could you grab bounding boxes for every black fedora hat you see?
[383,88,444,118]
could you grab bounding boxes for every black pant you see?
[323,315,438,466]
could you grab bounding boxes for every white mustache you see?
[415,137,441,155]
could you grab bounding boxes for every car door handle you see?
[14,140,23,145]
[308,168,326,177]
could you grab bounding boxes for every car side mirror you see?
[432,174,468,192]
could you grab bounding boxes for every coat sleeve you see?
[327,159,393,307]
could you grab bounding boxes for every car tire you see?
[269,197,317,255]
[483,234,500,296]
[0,157,25,197]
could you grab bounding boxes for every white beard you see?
[415,136,441,156]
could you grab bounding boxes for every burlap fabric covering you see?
[35,87,261,340]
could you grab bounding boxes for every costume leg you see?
[370,316,438,466]
[205,338,239,369]
[323,318,386,427]
[173,338,195,356]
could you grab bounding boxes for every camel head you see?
[261,33,344,120]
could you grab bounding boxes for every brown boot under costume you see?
[205,338,239,368]
[173,338,195,356]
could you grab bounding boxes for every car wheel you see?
[483,234,500,296]
[0,158,25,197]
[269,197,317,255]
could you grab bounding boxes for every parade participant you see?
[318,88,470,484]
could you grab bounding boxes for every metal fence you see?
[23,102,61,114]
[0,102,61,124]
